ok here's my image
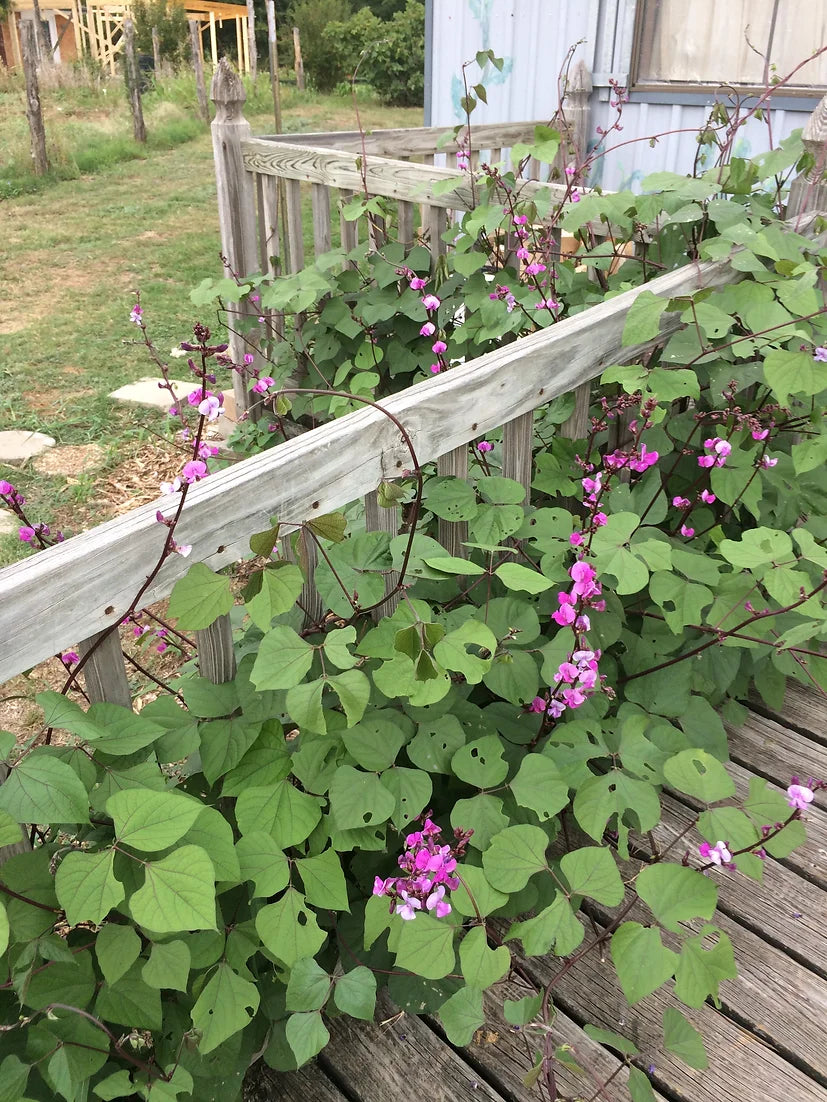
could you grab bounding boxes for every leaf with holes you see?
[236,780,321,848]
[663,749,735,802]
[451,734,508,788]
[434,620,497,684]
[381,767,433,828]
[256,889,327,968]
[510,754,569,822]
[329,766,395,830]
[191,963,260,1055]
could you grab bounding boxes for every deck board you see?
[726,709,827,808]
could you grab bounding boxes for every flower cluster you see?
[697,436,732,469]
[489,284,517,312]
[373,817,472,921]
[787,777,820,810]
[699,840,735,869]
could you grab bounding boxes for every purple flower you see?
[243,353,255,365]
[529,696,546,713]
[181,460,208,484]
[672,496,690,508]
[761,455,778,468]
[430,364,442,374]
[787,783,814,810]
[547,698,566,719]
[395,892,422,921]
[159,477,182,496]
[61,651,80,665]
[420,322,436,337]
[252,377,275,394]
[130,304,143,325]
[813,347,827,362]
[173,542,192,557]
[513,214,528,226]
[524,262,546,276]
[432,340,447,355]
[0,480,13,497]
[680,524,695,538]
[697,454,715,468]
[198,395,222,421]
[422,294,441,311]
[18,526,35,543]
[409,276,427,291]
[699,840,732,866]
[425,884,452,918]
[752,428,770,440]
[569,531,583,546]
[477,441,493,453]
[700,489,716,504]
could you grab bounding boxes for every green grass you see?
[0,71,420,566]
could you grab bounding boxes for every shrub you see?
[286,0,353,92]
[321,6,384,84]
[359,0,425,105]
[132,0,189,63]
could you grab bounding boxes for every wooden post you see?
[209,10,218,66]
[123,19,146,143]
[190,20,209,122]
[9,13,23,69]
[265,0,281,133]
[70,0,83,60]
[292,25,304,90]
[31,0,51,60]
[78,629,133,709]
[151,25,161,71]
[568,59,592,170]
[196,615,237,683]
[246,0,257,79]
[21,22,49,176]
[787,93,827,220]
[211,58,261,415]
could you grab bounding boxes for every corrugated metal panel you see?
[427,0,813,190]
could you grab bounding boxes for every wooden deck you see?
[258,682,827,1102]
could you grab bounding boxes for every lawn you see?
[0,71,420,567]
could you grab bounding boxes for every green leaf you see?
[244,564,305,630]
[395,912,457,979]
[426,477,478,521]
[622,290,669,345]
[649,572,713,634]
[250,625,315,690]
[574,771,661,838]
[256,889,326,967]
[0,901,7,958]
[504,993,542,1025]
[0,810,23,848]
[559,846,624,905]
[452,793,509,850]
[236,832,290,897]
[591,512,648,595]
[611,922,678,1004]
[510,754,569,822]
[95,962,162,1030]
[451,865,508,917]
[482,825,549,891]
[334,966,376,1020]
[329,766,395,829]
[55,848,123,926]
[583,1024,639,1055]
[295,848,349,910]
[95,923,141,985]
[423,555,486,577]
[381,766,433,829]
[663,749,735,802]
[439,985,485,1045]
[38,692,166,757]
[130,845,216,933]
[763,348,825,406]
[328,670,371,727]
[236,780,321,847]
[107,789,201,852]
[494,563,553,594]
[673,926,737,1008]
[459,927,509,989]
[286,957,331,1011]
[636,864,718,933]
[342,713,405,771]
[662,1006,708,1069]
[451,734,508,787]
[0,1055,29,1102]
[0,750,89,824]
[199,716,263,789]
[408,716,467,773]
[142,939,191,992]
[191,963,260,1055]
[628,1066,657,1102]
[249,522,281,558]
[285,1011,330,1066]
[167,563,233,630]
[434,620,497,684]
[307,512,347,542]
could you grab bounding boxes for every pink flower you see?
[198,443,220,460]
[420,322,436,337]
[552,604,576,627]
[700,489,716,504]
[243,353,255,365]
[569,531,583,547]
[0,480,13,497]
[562,686,586,708]
[547,699,566,719]
[61,651,80,665]
[186,389,203,407]
[409,276,427,291]
[524,262,546,276]
[477,441,493,453]
[557,662,579,684]
[574,614,591,632]
[432,340,447,355]
[173,543,193,557]
[168,407,178,417]
[672,496,690,508]
[697,455,715,468]
[513,214,528,226]
[373,876,394,896]
[593,512,608,527]
[752,428,770,440]
[198,395,222,421]
[430,364,442,374]
[570,561,599,598]
[787,783,814,811]
[529,696,546,713]
[159,477,182,495]
[156,642,168,654]
[425,884,451,918]
[395,892,422,921]
[703,437,731,467]
[18,526,35,543]
[535,298,560,311]
[761,455,778,469]
[699,840,732,866]
[630,444,658,473]
[181,460,208,484]
[130,304,143,325]
[571,191,581,203]
[252,377,275,395]
[680,525,695,538]
[565,165,576,176]
[516,247,531,260]
[578,668,597,690]
[421,294,441,311]
[813,347,827,362]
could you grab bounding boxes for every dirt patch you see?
[26,386,96,416]
[33,443,105,477]
[94,441,182,516]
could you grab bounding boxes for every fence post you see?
[189,19,209,122]
[292,26,304,90]
[21,22,49,176]
[787,93,827,220]
[246,0,257,79]
[151,25,161,72]
[123,18,146,143]
[196,615,237,683]
[211,58,260,415]
[265,0,282,133]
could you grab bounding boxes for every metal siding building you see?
[424,0,818,191]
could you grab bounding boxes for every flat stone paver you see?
[0,430,55,465]
[0,510,18,535]
[108,377,198,412]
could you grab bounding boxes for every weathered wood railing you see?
[0,67,824,737]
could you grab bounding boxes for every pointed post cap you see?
[211,57,247,122]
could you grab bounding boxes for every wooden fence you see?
[0,64,824,719]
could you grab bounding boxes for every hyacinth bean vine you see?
[0,99,826,1102]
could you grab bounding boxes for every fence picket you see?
[256,173,285,338]
[285,177,305,273]
[397,200,414,249]
[426,205,448,267]
[196,614,237,683]
[502,411,534,503]
[340,189,358,261]
[364,490,400,618]
[311,183,332,257]
[78,629,132,708]
[437,447,469,557]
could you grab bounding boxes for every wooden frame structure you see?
[4,0,249,74]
